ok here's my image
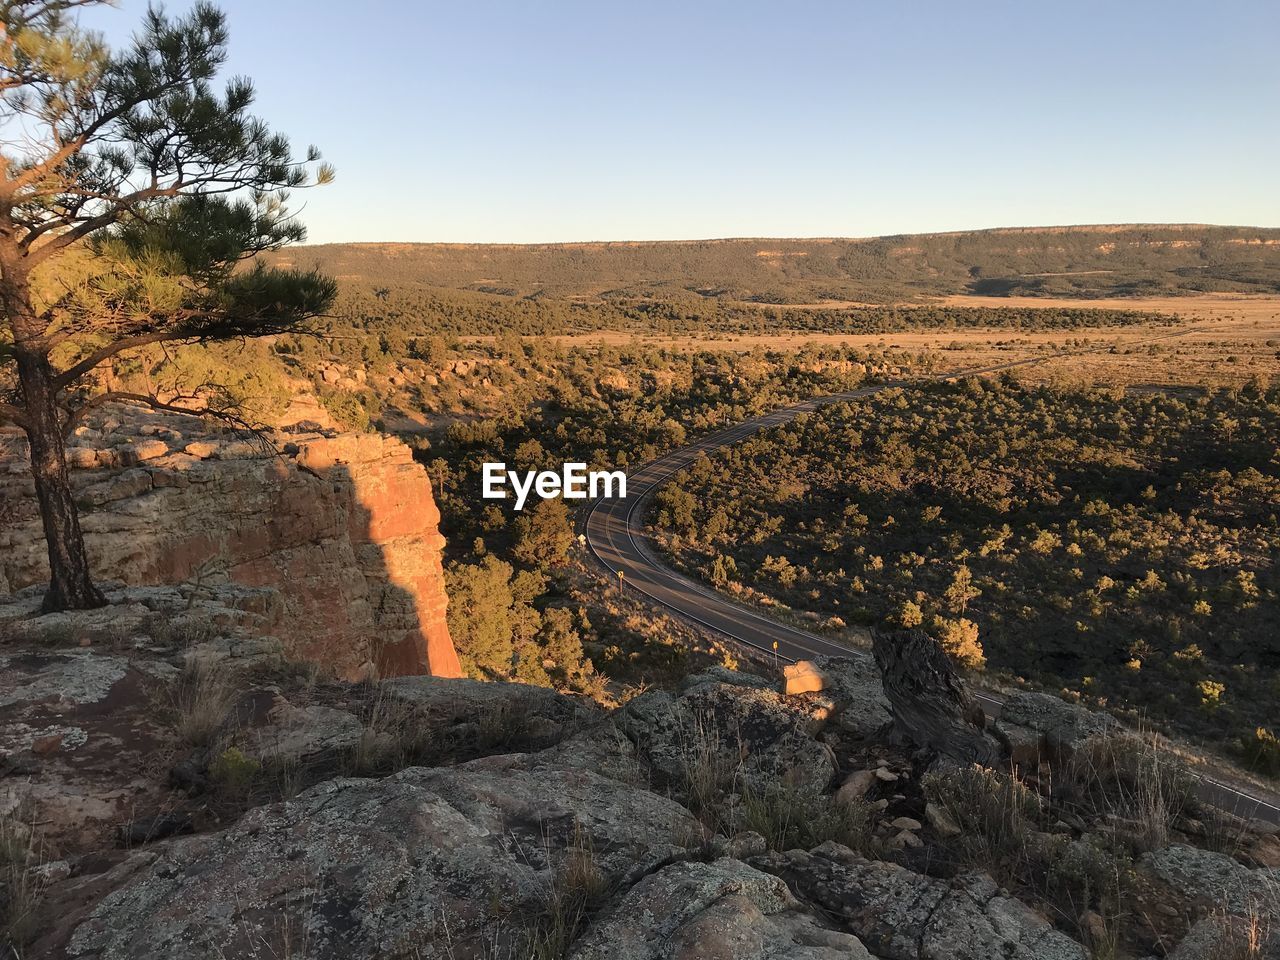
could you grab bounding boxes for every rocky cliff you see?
[0,407,460,679]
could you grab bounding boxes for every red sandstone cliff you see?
[0,409,461,679]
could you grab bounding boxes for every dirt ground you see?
[528,294,1280,387]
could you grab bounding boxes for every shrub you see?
[1243,727,1280,777]
[931,616,986,670]
[739,786,874,855]
[208,746,262,794]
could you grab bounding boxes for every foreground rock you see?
[1143,843,1280,917]
[996,690,1119,764]
[568,858,873,960]
[382,674,602,740]
[1,406,459,679]
[1168,915,1280,960]
[612,668,835,798]
[0,648,179,854]
[56,761,705,959]
[753,842,1088,960]
[809,655,893,739]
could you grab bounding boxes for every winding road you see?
[582,345,1280,826]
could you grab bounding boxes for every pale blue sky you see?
[86,1,1280,243]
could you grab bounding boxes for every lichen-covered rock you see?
[0,649,178,854]
[751,841,1088,960]
[809,655,892,739]
[381,674,600,728]
[996,691,1118,763]
[239,700,365,768]
[59,761,705,960]
[1143,843,1280,917]
[568,858,873,960]
[0,406,460,680]
[613,669,836,798]
[1168,915,1280,960]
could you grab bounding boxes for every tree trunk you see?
[10,316,106,613]
[871,627,1000,767]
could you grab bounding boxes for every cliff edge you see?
[0,407,461,679]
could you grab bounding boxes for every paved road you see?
[582,347,1280,826]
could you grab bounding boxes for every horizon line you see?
[294,222,1280,250]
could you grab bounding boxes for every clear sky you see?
[85,1,1280,244]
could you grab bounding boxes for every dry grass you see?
[676,708,744,826]
[923,764,1041,866]
[1063,731,1195,853]
[522,822,611,960]
[168,655,237,749]
[0,808,45,955]
[145,611,220,648]
[1205,903,1277,960]
[348,685,436,775]
[739,785,874,855]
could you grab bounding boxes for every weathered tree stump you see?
[871,627,1001,767]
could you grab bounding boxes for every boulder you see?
[834,770,878,805]
[115,438,170,466]
[613,669,836,799]
[1248,833,1280,869]
[1143,843,1280,918]
[809,655,892,739]
[65,447,100,469]
[751,842,1088,960]
[782,660,826,696]
[380,675,602,747]
[59,761,704,960]
[183,440,218,459]
[1168,915,1280,960]
[996,691,1118,764]
[568,858,873,960]
[240,701,365,769]
[924,802,962,839]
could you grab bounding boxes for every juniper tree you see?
[0,1,335,611]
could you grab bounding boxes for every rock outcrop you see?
[996,690,1119,765]
[56,761,705,959]
[10,644,1258,960]
[612,667,836,799]
[568,858,874,960]
[0,407,460,679]
[753,842,1088,960]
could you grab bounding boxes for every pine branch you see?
[0,400,30,429]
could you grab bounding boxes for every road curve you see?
[582,347,1280,826]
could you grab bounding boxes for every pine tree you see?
[0,2,335,611]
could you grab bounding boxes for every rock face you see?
[612,668,836,799]
[996,690,1118,764]
[753,842,1088,960]
[58,760,705,960]
[568,858,873,960]
[1143,843,1280,917]
[0,408,460,679]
